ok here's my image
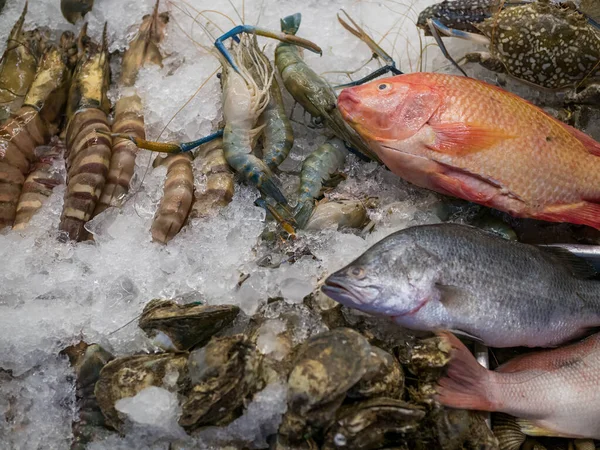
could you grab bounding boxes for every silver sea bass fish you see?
[321,223,600,348]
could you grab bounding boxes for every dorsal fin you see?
[559,121,600,157]
[537,245,598,279]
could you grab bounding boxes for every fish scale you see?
[321,223,600,348]
[338,72,600,228]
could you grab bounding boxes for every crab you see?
[419,0,600,95]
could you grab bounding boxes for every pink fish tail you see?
[435,331,495,411]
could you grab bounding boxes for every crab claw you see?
[334,9,402,88]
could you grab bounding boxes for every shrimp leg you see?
[215,24,322,74]
[97,129,224,154]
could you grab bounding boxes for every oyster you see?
[248,300,328,363]
[432,408,498,450]
[399,335,452,406]
[139,299,240,351]
[61,341,114,449]
[94,352,187,431]
[269,434,320,450]
[178,334,262,431]
[322,398,425,450]
[280,328,372,440]
[348,346,404,400]
[61,0,94,24]
[401,334,451,376]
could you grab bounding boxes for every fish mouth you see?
[321,277,365,307]
[337,89,360,124]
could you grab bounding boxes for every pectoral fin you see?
[427,122,516,156]
[436,283,468,307]
[448,329,485,344]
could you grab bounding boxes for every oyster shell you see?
[178,334,262,431]
[280,328,372,440]
[139,299,240,351]
[61,0,94,24]
[94,352,187,431]
[61,341,115,449]
[322,397,425,450]
[348,346,404,400]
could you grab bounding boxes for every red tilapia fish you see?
[337,72,600,229]
[436,331,600,440]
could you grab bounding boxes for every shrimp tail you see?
[151,153,194,244]
[293,201,314,229]
[189,137,234,219]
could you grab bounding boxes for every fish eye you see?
[378,83,391,91]
[351,267,365,279]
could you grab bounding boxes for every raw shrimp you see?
[0,3,46,123]
[294,137,348,228]
[151,153,194,244]
[60,24,112,241]
[189,136,234,219]
[0,31,74,228]
[94,0,169,216]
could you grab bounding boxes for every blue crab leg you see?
[335,65,403,89]
[427,17,490,45]
[96,129,225,154]
[215,24,322,73]
[426,18,487,78]
[334,10,403,88]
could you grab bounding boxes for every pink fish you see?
[337,72,600,229]
[436,331,600,439]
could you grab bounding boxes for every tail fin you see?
[294,201,314,229]
[435,331,495,411]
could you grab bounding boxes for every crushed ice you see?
[0,0,542,447]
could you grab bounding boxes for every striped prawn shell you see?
[13,140,65,230]
[60,108,112,241]
[0,3,46,124]
[93,94,144,215]
[0,33,75,228]
[59,23,111,241]
[189,137,234,219]
[151,153,194,244]
[0,107,50,227]
[95,2,168,215]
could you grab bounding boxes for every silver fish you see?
[321,223,600,348]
